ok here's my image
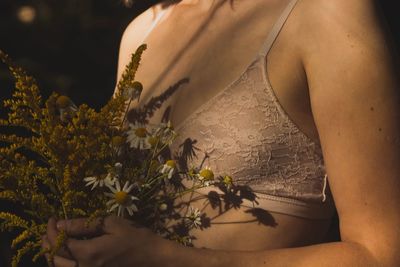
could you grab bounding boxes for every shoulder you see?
[120,4,162,52]
[116,6,153,83]
[292,0,398,92]
[116,3,164,82]
[298,0,383,29]
[294,0,392,56]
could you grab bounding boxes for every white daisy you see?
[126,123,151,150]
[105,180,139,217]
[159,159,177,179]
[197,166,215,186]
[153,121,176,144]
[84,172,116,191]
[185,206,202,228]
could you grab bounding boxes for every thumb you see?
[57,216,126,237]
[56,217,105,238]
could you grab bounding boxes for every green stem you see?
[61,201,68,220]
[173,185,207,199]
[120,97,133,129]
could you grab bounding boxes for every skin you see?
[43,0,400,266]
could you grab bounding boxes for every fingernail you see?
[56,220,65,230]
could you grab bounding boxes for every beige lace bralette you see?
[149,0,336,219]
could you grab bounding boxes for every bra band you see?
[259,0,299,57]
[182,180,336,220]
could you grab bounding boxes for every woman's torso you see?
[119,0,336,250]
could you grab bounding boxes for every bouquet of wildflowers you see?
[0,45,240,266]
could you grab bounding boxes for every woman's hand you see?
[42,216,173,267]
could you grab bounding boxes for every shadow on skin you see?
[127,77,190,124]
[125,0,281,243]
[140,0,233,100]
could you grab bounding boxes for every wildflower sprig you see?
[0,45,247,266]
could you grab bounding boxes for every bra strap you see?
[141,7,171,44]
[259,0,299,57]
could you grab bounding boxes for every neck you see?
[165,0,219,8]
[161,0,230,14]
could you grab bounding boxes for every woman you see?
[42,0,400,266]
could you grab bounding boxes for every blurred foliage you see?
[0,1,156,266]
[0,0,157,108]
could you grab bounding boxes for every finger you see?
[44,253,54,267]
[45,220,74,259]
[47,217,58,247]
[41,236,53,267]
[57,217,104,237]
[53,255,77,267]
[41,235,51,251]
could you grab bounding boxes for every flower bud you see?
[159,203,168,211]
[111,136,125,147]
[56,95,73,109]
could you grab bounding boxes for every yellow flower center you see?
[111,136,125,146]
[135,127,147,138]
[199,169,214,181]
[115,191,129,205]
[159,203,168,211]
[223,175,233,185]
[147,136,159,147]
[56,95,72,109]
[166,160,176,169]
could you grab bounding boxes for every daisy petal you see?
[109,203,119,212]
[84,177,95,182]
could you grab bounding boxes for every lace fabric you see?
[170,57,336,219]
[143,0,336,219]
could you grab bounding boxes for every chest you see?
[130,1,308,130]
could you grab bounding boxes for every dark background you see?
[0,1,156,265]
[0,0,399,266]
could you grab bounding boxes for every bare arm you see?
[51,1,400,266]
[159,0,400,266]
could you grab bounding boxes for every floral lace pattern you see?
[171,58,334,207]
